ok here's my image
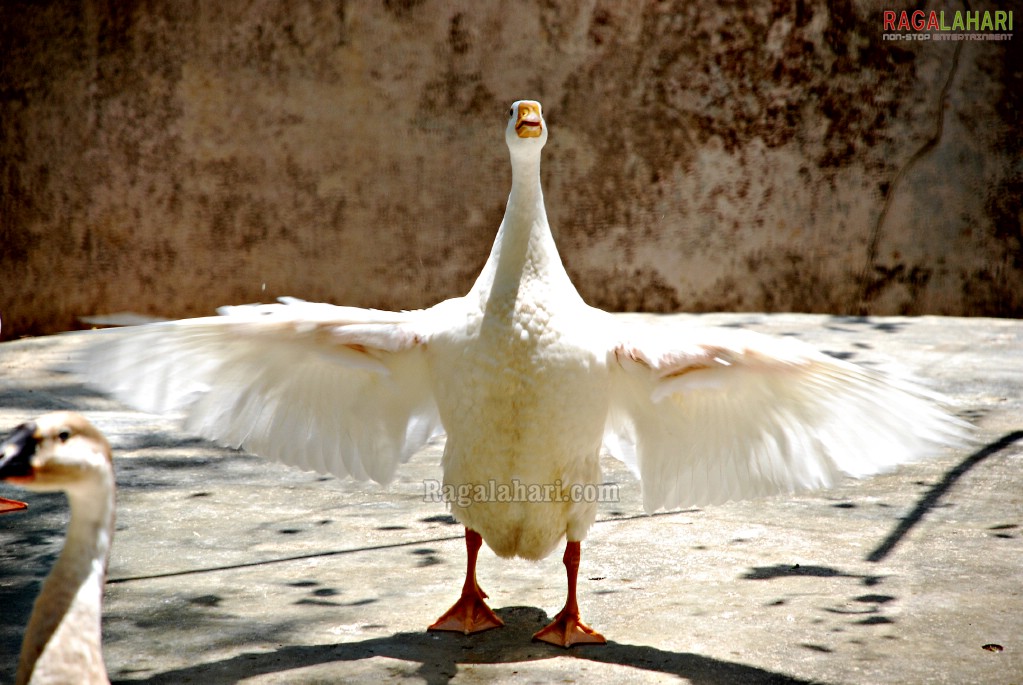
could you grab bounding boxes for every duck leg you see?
[533,540,606,647]
[428,527,504,634]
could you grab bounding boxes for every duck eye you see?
[58,430,71,443]
[509,107,514,117]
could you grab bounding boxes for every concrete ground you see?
[0,313,1020,685]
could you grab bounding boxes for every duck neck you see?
[507,150,544,225]
[471,149,575,304]
[18,479,114,684]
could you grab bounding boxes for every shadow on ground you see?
[111,605,821,685]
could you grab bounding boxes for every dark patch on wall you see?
[859,264,934,316]
[383,0,424,19]
[988,174,1023,272]
[575,266,682,313]
[985,33,1023,281]
[419,11,498,122]
[959,258,1023,318]
[746,250,846,314]
[245,1,349,79]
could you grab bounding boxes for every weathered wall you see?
[1,0,1020,339]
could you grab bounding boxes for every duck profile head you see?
[0,412,112,495]
[506,100,547,152]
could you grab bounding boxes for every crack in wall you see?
[857,27,964,312]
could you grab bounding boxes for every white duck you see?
[0,412,114,684]
[83,100,965,647]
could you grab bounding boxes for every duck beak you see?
[0,497,27,513]
[514,102,543,138]
[0,422,36,513]
[0,422,37,480]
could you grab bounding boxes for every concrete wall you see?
[2,0,1020,339]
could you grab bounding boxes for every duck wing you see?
[81,297,445,484]
[602,321,970,512]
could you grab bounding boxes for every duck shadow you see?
[111,605,819,685]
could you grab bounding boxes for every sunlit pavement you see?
[1,313,1020,684]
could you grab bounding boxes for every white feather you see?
[603,322,969,512]
[81,305,444,484]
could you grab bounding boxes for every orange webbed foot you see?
[428,585,504,635]
[532,608,606,648]
[429,528,504,635]
[531,540,606,647]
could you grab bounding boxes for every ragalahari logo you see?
[882,9,1013,41]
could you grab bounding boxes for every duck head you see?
[506,100,548,152]
[0,412,112,493]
